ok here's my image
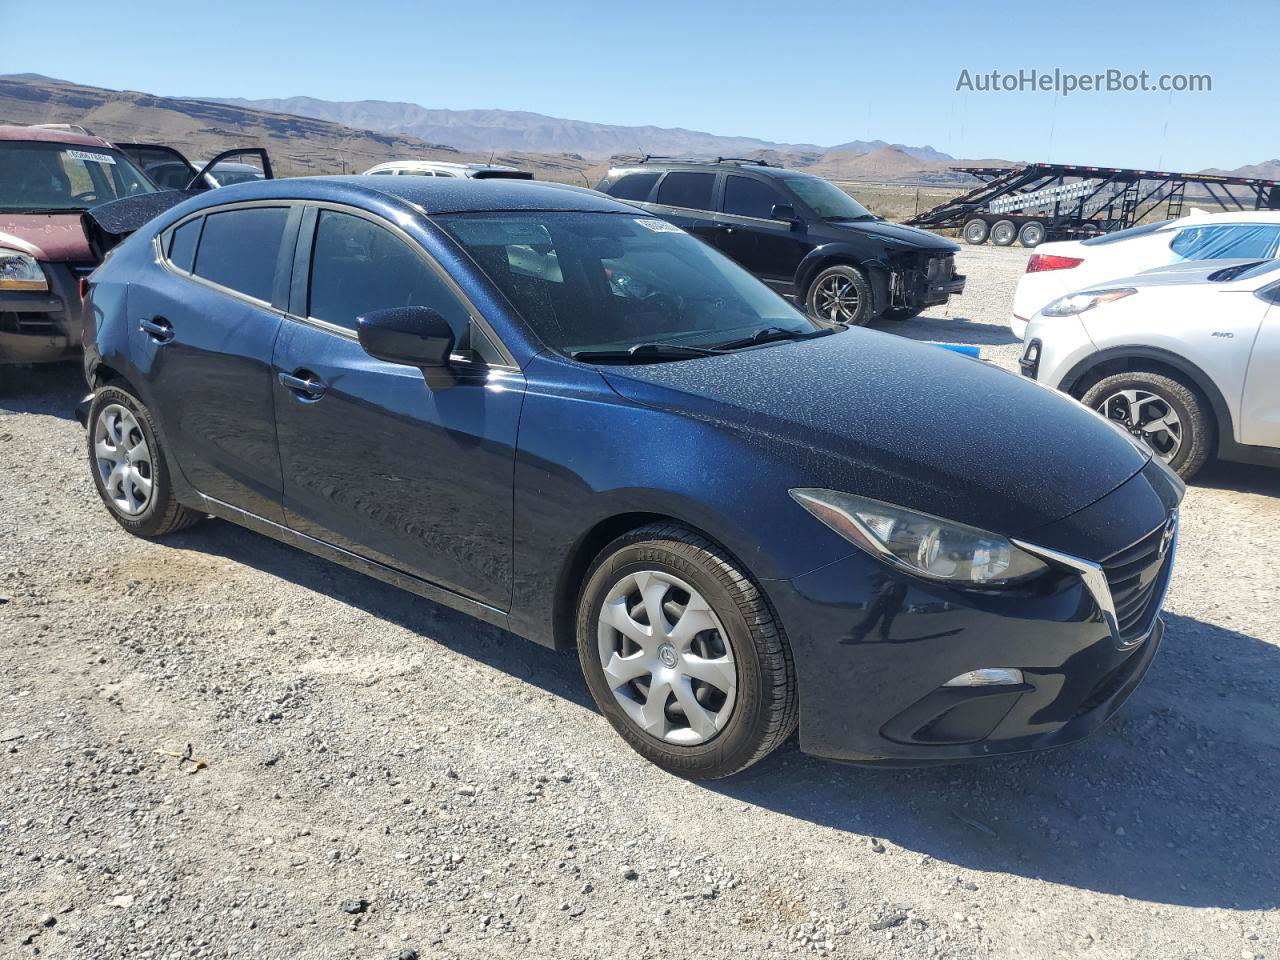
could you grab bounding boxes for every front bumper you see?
[0,262,92,365]
[766,463,1180,764]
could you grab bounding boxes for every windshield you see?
[438,212,815,355]
[0,141,157,213]
[781,176,873,221]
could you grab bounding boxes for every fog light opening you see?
[943,668,1025,687]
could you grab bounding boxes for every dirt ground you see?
[1,245,1277,960]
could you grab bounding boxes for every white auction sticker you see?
[634,218,681,233]
[67,150,116,165]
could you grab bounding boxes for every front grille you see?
[1101,518,1175,644]
[0,311,58,335]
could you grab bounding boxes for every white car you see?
[362,160,532,180]
[1020,258,1280,479]
[1010,211,1280,339]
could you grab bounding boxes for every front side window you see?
[307,209,471,334]
[607,173,660,202]
[723,175,785,219]
[656,172,715,211]
[781,176,873,221]
[192,206,290,302]
[0,141,157,213]
[438,211,813,355]
[1170,224,1280,261]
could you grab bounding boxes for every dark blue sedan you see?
[79,176,1183,777]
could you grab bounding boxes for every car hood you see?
[0,213,92,262]
[1114,258,1273,287]
[600,329,1150,538]
[829,218,959,252]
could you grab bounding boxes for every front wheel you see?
[962,218,989,244]
[805,265,874,326]
[1079,371,1214,479]
[87,385,202,537]
[576,524,798,779]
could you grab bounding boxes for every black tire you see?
[87,385,202,537]
[576,524,798,779]
[805,264,874,326]
[990,219,1017,246]
[1018,221,1046,248]
[1079,370,1214,480]
[962,218,989,245]
[879,305,924,322]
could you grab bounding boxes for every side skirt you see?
[195,494,514,634]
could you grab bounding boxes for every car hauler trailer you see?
[906,162,1280,248]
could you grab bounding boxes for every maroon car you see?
[1,124,272,364]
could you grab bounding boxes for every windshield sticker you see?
[67,150,116,165]
[634,218,682,233]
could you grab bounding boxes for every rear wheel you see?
[806,265,874,326]
[87,386,201,537]
[576,524,798,779]
[1018,221,1046,247]
[962,218,989,245]
[1080,371,1214,479]
[990,219,1017,246]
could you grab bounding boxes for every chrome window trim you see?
[1013,510,1178,650]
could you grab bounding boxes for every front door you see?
[716,174,810,291]
[130,203,298,521]
[1241,293,1280,447]
[272,206,525,608]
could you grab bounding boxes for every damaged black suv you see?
[597,159,964,325]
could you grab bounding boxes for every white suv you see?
[1020,258,1280,479]
[361,160,532,180]
[1010,211,1280,338]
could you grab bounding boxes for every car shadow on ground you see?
[0,362,82,419]
[705,609,1280,911]
[875,313,1023,347]
[169,517,1278,912]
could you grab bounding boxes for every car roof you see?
[0,124,118,149]
[188,175,638,216]
[366,160,523,174]
[605,160,808,181]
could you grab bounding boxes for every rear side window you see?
[656,172,714,211]
[723,175,783,219]
[607,173,660,201]
[307,210,471,334]
[167,217,202,272]
[192,206,289,302]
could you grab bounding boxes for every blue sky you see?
[2,0,1272,170]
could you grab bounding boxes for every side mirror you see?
[771,203,801,231]
[357,306,456,390]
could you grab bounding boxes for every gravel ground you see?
[2,245,1278,960]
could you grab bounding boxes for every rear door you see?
[647,171,720,246]
[1241,283,1280,447]
[115,144,274,191]
[131,202,299,521]
[271,204,525,608]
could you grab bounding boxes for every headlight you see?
[1040,288,1135,317]
[0,248,48,291]
[790,489,1049,586]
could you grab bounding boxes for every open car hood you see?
[80,191,191,262]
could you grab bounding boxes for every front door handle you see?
[139,316,174,343]
[278,370,327,399]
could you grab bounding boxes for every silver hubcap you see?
[596,570,738,746]
[1098,389,1183,462]
[813,274,861,323]
[992,223,1015,243]
[93,403,154,516]
[964,222,987,242]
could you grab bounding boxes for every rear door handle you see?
[139,316,174,343]
[278,371,327,399]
